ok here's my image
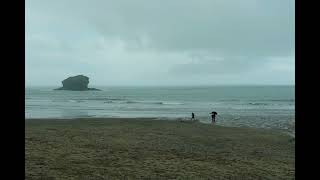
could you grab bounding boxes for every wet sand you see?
[25,118,295,179]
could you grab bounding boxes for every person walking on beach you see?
[210,111,217,124]
[191,112,195,121]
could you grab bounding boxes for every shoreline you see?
[25,116,295,136]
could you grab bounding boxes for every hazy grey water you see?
[25,86,295,133]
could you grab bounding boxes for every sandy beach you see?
[25,118,295,179]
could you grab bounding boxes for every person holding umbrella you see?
[210,111,218,124]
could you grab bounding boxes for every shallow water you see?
[25,86,295,133]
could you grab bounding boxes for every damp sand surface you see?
[25,118,295,179]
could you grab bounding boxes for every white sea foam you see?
[25,86,295,133]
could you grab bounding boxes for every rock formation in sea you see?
[54,75,101,91]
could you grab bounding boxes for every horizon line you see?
[25,84,295,87]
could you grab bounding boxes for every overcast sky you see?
[26,0,294,86]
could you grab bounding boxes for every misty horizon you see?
[26,83,295,87]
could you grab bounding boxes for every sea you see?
[25,86,295,134]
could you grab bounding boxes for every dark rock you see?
[54,75,101,91]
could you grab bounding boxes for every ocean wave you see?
[103,100,114,103]
[219,99,295,102]
[51,100,67,102]
[124,101,184,105]
[269,99,295,102]
[51,97,125,103]
[248,103,269,106]
[77,97,125,101]
[255,99,295,102]
[161,102,185,105]
[125,101,162,104]
[69,100,86,103]
[219,99,241,102]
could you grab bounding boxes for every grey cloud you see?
[169,55,263,76]
[27,0,294,57]
[88,0,294,57]
[25,0,294,86]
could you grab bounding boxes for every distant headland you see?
[54,75,101,91]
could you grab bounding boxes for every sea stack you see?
[54,75,101,91]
